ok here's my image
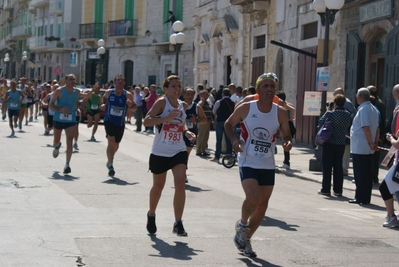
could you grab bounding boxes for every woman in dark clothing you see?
[318,94,352,196]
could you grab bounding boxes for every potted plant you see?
[70,37,76,42]
[56,41,64,48]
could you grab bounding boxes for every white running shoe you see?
[383,214,397,227]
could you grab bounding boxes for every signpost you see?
[303,91,322,116]
[53,65,62,76]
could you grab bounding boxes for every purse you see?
[315,112,333,146]
[392,163,399,184]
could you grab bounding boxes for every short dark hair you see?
[197,83,204,90]
[276,91,286,102]
[248,86,256,94]
[222,88,231,97]
[236,86,243,93]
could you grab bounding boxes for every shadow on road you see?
[261,216,299,231]
[50,171,79,181]
[103,177,139,186]
[238,257,283,267]
[184,184,212,192]
[148,235,203,260]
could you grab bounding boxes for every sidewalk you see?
[273,143,388,198]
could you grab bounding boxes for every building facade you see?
[79,0,196,88]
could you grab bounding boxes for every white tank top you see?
[151,97,187,157]
[238,101,280,169]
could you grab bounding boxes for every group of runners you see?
[1,72,292,258]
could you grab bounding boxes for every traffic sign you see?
[70,52,77,67]
[53,65,62,75]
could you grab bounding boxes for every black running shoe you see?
[63,166,71,174]
[173,221,188,236]
[146,213,157,234]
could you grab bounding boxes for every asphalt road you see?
[0,117,397,267]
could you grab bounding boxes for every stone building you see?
[78,0,196,88]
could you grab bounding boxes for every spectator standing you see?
[144,85,158,134]
[196,90,213,156]
[134,86,144,132]
[276,91,297,169]
[317,94,352,196]
[211,88,235,162]
[349,88,379,204]
[333,87,356,176]
[368,85,386,184]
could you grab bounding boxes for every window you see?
[254,35,266,49]
[302,22,318,40]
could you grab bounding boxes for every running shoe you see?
[11,129,15,137]
[35,115,37,120]
[2,114,6,120]
[73,143,79,150]
[14,122,17,128]
[383,214,397,227]
[63,164,71,174]
[53,142,62,158]
[29,116,33,122]
[173,221,187,236]
[106,163,115,177]
[146,213,157,234]
[234,220,248,252]
[18,121,22,130]
[243,239,257,258]
[90,136,96,142]
[25,120,28,126]
[44,130,49,136]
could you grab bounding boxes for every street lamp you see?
[169,21,185,75]
[22,51,28,77]
[97,39,106,85]
[4,53,10,78]
[309,0,344,172]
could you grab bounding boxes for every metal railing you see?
[79,23,107,39]
[12,25,32,37]
[108,19,137,37]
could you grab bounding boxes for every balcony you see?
[3,0,13,10]
[0,38,7,51]
[79,23,106,46]
[145,29,170,45]
[108,19,137,44]
[28,36,47,51]
[12,25,32,39]
[28,2,37,13]
[16,0,29,3]
[49,0,62,15]
[47,38,81,51]
[31,0,49,8]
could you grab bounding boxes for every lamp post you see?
[4,53,10,78]
[309,0,345,172]
[313,0,345,114]
[97,39,106,85]
[22,51,28,77]
[169,21,185,75]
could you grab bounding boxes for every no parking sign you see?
[53,65,62,76]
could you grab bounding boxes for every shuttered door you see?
[345,33,365,105]
[296,47,317,145]
[251,56,265,86]
[384,25,399,117]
